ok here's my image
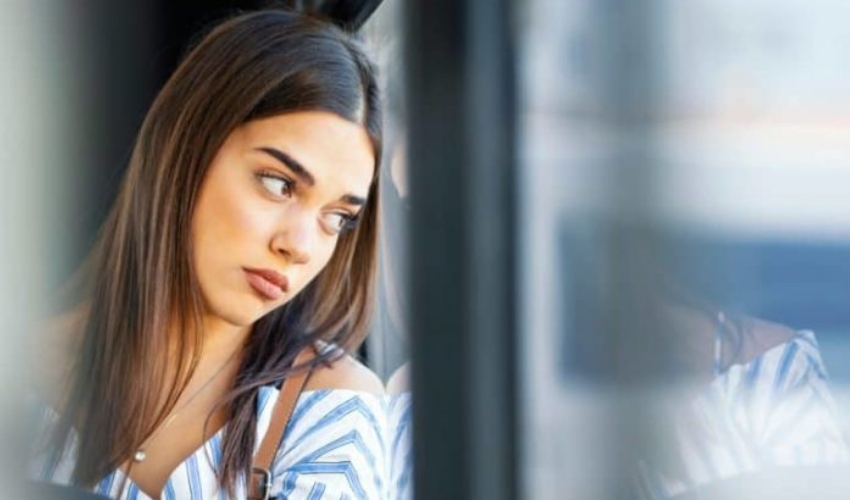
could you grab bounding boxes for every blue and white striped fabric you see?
[30,388,389,499]
[636,330,850,499]
[387,393,412,500]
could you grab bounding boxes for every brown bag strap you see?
[249,345,318,500]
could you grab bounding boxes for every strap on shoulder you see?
[249,344,318,500]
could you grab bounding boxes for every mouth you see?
[243,267,290,301]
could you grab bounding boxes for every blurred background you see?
[4,0,850,499]
[521,0,850,498]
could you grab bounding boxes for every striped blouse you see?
[30,387,389,499]
[386,393,412,500]
[636,329,850,499]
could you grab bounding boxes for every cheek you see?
[192,182,273,270]
[315,242,339,273]
[295,239,341,291]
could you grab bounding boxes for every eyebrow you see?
[341,194,367,207]
[256,147,315,186]
[255,146,368,207]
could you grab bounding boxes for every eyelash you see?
[256,170,360,235]
[329,212,360,235]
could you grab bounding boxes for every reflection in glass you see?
[520,1,850,498]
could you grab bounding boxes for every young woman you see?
[30,7,389,500]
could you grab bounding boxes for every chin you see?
[201,287,297,330]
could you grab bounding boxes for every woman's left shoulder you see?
[305,350,386,396]
[759,328,828,379]
[732,316,826,379]
[268,351,388,499]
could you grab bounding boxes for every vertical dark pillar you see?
[406,0,519,498]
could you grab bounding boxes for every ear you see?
[280,0,385,32]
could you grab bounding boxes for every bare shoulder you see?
[747,316,798,340]
[40,306,87,357]
[386,362,410,395]
[734,315,798,365]
[305,352,386,396]
[34,305,88,405]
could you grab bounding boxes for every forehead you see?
[238,111,376,195]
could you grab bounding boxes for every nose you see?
[271,209,315,265]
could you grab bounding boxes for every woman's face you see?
[191,111,375,329]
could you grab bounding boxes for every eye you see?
[256,171,295,198]
[322,211,360,235]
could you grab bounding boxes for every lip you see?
[243,267,290,301]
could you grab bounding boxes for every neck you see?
[166,316,251,358]
[159,317,251,397]
[200,316,252,358]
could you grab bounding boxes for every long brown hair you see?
[51,9,382,496]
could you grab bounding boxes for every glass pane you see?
[364,3,412,500]
[520,1,850,498]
